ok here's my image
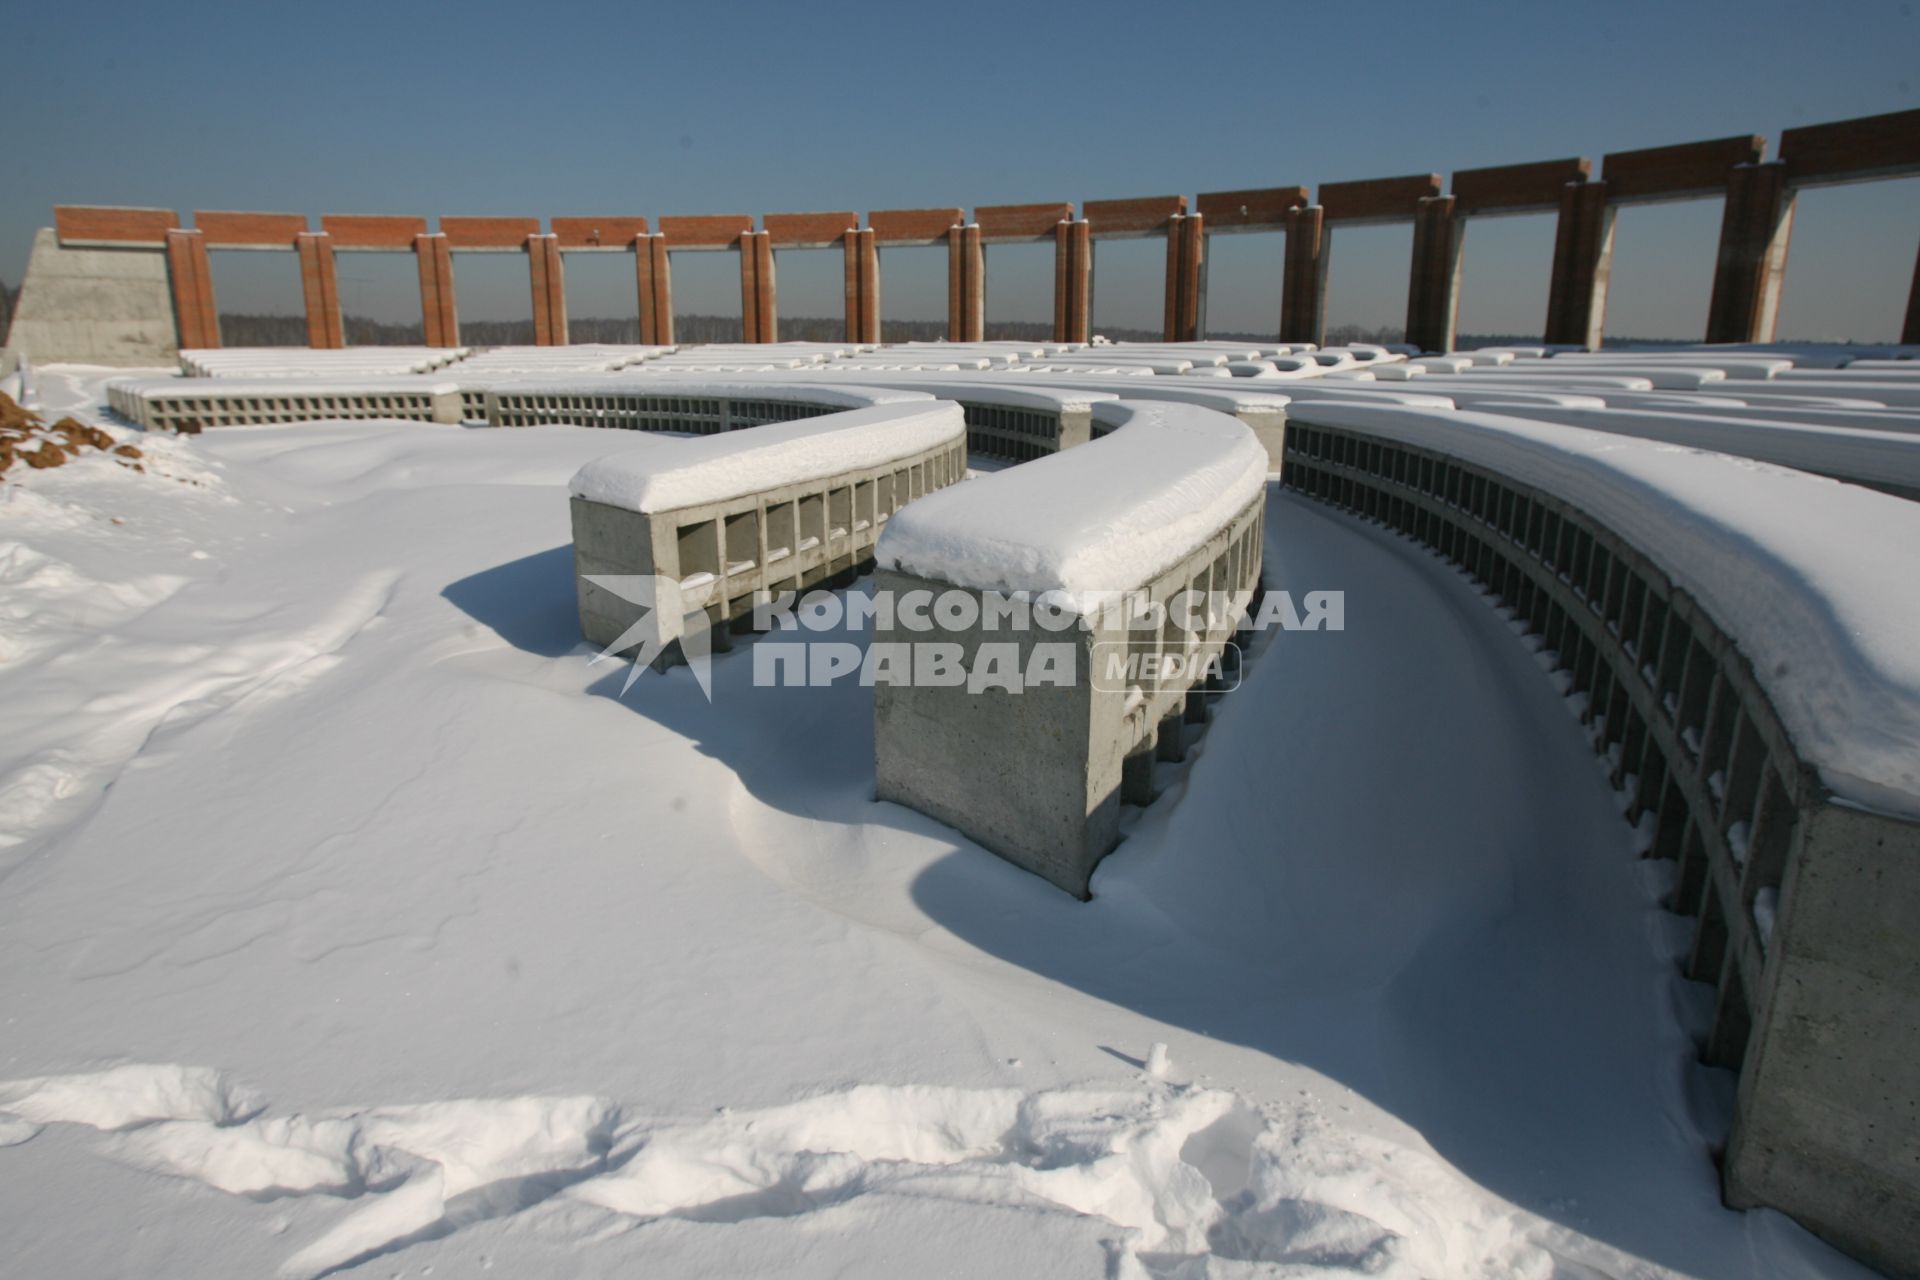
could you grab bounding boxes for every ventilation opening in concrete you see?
[670,250,743,344]
[1455,212,1557,345]
[1776,175,1920,343]
[210,250,307,347]
[1201,232,1284,342]
[336,251,425,346]
[1322,222,1411,345]
[773,249,847,342]
[984,241,1054,341]
[879,247,947,342]
[563,250,640,343]
[1602,199,1720,344]
[450,252,535,347]
[1089,237,1166,340]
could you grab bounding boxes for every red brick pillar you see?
[296,232,344,348]
[1280,205,1326,345]
[739,231,776,343]
[1706,162,1794,344]
[528,235,568,346]
[166,228,219,350]
[1544,181,1613,349]
[1163,213,1205,341]
[415,233,458,348]
[844,228,879,344]
[947,224,984,342]
[1053,219,1091,343]
[1405,195,1462,354]
[1905,239,1920,346]
[637,234,673,345]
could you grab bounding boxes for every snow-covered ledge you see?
[485,377,935,431]
[1282,400,1920,1272]
[872,401,1269,898]
[108,376,466,430]
[568,400,966,665]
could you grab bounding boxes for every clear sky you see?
[6,0,1916,341]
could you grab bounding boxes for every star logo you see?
[582,574,715,701]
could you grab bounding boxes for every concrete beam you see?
[868,208,963,246]
[1318,174,1441,225]
[296,232,344,349]
[975,202,1073,244]
[1449,158,1591,216]
[1601,135,1765,203]
[54,205,178,248]
[1195,186,1308,232]
[763,212,858,249]
[658,215,753,250]
[1706,162,1794,344]
[194,211,309,250]
[440,216,540,250]
[1082,195,1186,239]
[1779,107,1920,186]
[550,217,649,250]
[321,215,428,251]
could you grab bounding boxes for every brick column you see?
[1906,239,1920,346]
[295,232,344,348]
[739,231,776,343]
[529,234,569,346]
[843,228,879,344]
[1163,213,1205,341]
[947,224,984,341]
[166,228,219,350]
[1544,181,1613,349]
[1280,205,1326,345]
[637,234,673,345]
[1405,195,1462,354]
[1706,162,1795,344]
[415,233,458,348]
[1052,219,1091,343]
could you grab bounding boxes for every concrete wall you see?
[3,227,177,366]
[1282,414,1920,1279]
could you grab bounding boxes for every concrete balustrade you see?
[107,375,464,430]
[1279,401,1920,1277]
[569,401,967,665]
[483,379,933,433]
[872,401,1268,898]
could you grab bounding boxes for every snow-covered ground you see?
[0,366,1881,1278]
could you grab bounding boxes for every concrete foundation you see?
[3,227,178,365]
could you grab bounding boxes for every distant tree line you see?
[194,309,1716,354]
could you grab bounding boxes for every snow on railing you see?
[569,400,966,667]
[872,401,1268,897]
[1280,398,1920,1259]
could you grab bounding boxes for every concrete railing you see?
[106,375,464,430]
[1279,400,1920,1277]
[569,401,967,664]
[484,378,930,433]
[13,107,1916,365]
[872,401,1269,898]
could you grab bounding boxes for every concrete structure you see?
[872,402,1265,898]
[107,375,464,430]
[5,223,178,365]
[1281,403,1920,1279]
[569,401,966,663]
[12,107,1918,364]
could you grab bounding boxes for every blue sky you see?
[6,0,1916,340]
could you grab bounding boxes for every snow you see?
[0,363,1888,1279]
[876,400,1268,609]
[568,401,963,512]
[1289,401,1920,819]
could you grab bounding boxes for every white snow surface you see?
[0,364,1886,1279]
[568,401,963,512]
[877,401,1269,608]
[1290,401,1920,818]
